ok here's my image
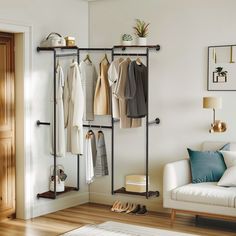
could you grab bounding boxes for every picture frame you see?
[207,44,236,91]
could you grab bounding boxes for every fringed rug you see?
[61,221,198,236]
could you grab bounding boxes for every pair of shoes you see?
[111,201,130,213]
[130,204,147,215]
[135,205,148,215]
[117,202,130,213]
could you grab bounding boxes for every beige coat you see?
[64,62,84,155]
[108,58,123,119]
[114,58,141,128]
[94,59,111,115]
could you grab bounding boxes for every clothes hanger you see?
[88,121,93,133]
[57,59,60,67]
[72,55,76,63]
[136,56,142,65]
[84,54,92,63]
[101,52,109,64]
[98,125,102,132]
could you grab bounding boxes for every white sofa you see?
[163,142,236,222]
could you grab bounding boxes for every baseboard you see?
[32,191,89,219]
[89,191,167,213]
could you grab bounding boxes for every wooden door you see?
[0,32,15,219]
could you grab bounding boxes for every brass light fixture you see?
[203,97,227,133]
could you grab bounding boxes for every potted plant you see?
[213,67,228,83]
[122,34,133,46]
[133,19,150,46]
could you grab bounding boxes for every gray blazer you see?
[125,61,148,118]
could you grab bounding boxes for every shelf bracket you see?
[148,117,160,125]
[36,120,50,126]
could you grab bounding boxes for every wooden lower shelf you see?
[37,186,78,199]
[114,187,159,198]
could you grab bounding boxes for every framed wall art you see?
[208,44,236,91]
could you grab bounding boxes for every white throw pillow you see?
[220,151,236,168]
[217,165,236,187]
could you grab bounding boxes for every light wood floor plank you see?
[0,203,236,236]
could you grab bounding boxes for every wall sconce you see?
[203,97,227,133]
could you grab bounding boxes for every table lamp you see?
[203,97,226,133]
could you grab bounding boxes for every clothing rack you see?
[36,45,160,199]
[111,46,160,199]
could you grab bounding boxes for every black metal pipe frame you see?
[111,48,115,195]
[77,47,80,191]
[36,45,160,199]
[111,46,159,199]
[146,48,149,199]
[53,49,57,199]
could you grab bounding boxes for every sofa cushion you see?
[220,151,236,168]
[188,148,227,183]
[218,165,236,187]
[171,182,236,208]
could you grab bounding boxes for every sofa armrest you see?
[163,159,191,197]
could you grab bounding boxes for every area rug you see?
[61,221,198,236]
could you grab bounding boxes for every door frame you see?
[0,19,32,220]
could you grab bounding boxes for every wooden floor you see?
[0,203,236,236]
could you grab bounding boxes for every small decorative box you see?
[125,175,149,193]
[65,36,76,46]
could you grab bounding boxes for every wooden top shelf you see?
[37,46,79,51]
[114,45,160,50]
[37,45,160,52]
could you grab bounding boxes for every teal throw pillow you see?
[188,143,229,183]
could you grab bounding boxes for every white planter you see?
[122,40,132,46]
[137,37,147,46]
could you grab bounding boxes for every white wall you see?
[0,0,89,218]
[88,0,236,211]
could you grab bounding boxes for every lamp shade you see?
[203,97,222,109]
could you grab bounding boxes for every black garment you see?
[125,61,148,118]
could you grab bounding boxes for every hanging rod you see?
[83,124,112,129]
[79,48,113,51]
[56,53,78,58]
[36,120,112,129]
[113,117,160,125]
[113,53,148,56]
[37,119,159,127]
